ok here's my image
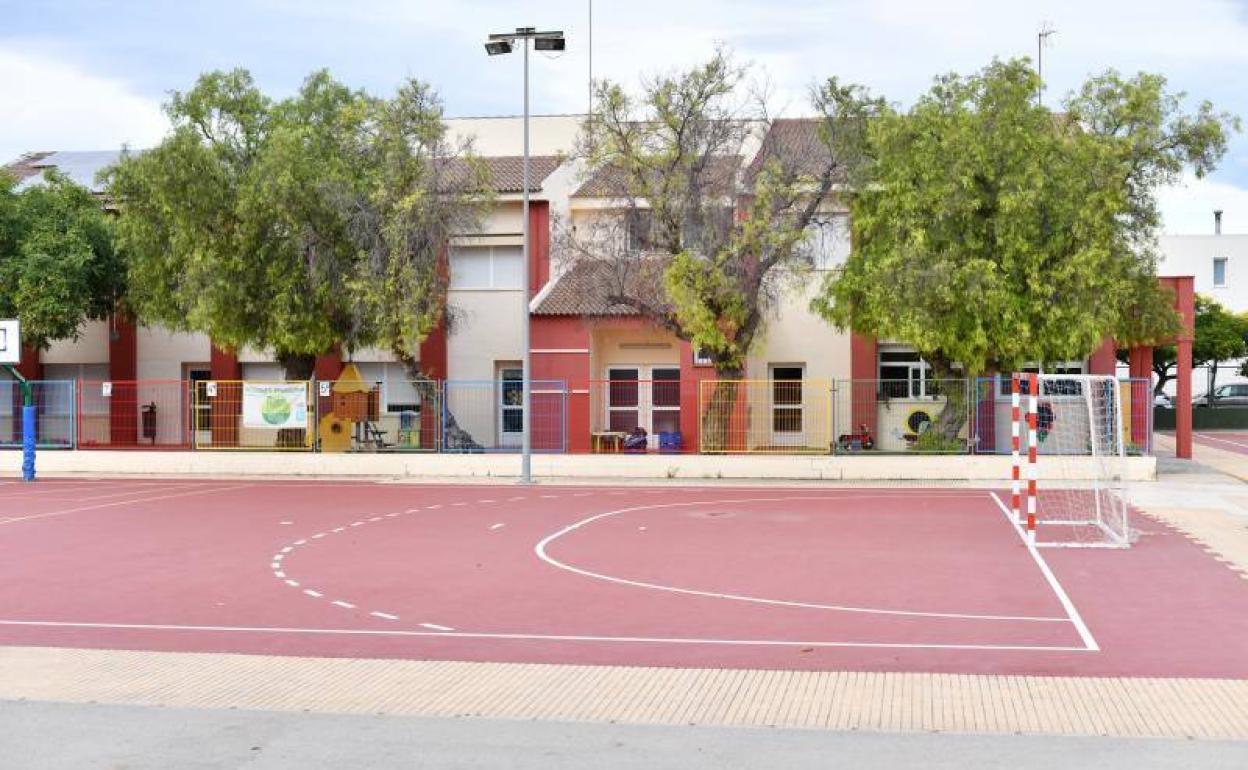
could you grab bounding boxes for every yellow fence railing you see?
[192,380,315,451]
[697,379,832,454]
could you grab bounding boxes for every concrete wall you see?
[136,328,211,381]
[1158,234,1248,312]
[446,115,582,157]
[445,289,526,448]
[41,320,108,365]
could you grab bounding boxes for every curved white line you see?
[534,495,1071,623]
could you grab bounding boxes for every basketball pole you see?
[3,363,35,482]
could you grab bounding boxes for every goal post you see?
[1011,373,1130,548]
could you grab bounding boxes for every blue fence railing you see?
[0,380,76,449]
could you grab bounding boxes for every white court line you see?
[0,484,253,526]
[1193,433,1248,451]
[489,523,505,531]
[0,483,194,502]
[420,622,455,631]
[370,612,399,621]
[988,492,1099,651]
[0,619,1090,652]
[535,495,1070,623]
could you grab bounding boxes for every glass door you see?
[497,365,523,447]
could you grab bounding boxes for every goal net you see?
[1013,374,1131,548]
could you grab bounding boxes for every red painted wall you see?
[108,315,138,445]
[530,315,592,453]
[419,323,448,380]
[1087,338,1117,376]
[528,201,550,297]
[15,345,43,380]
[849,333,878,435]
[314,346,343,381]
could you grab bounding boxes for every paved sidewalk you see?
[7,700,1248,770]
[2,646,1247,740]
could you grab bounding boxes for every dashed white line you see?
[280,547,293,554]
[274,571,285,578]
[331,600,356,609]
[350,522,364,527]
[332,526,346,532]
[370,611,399,621]
[293,539,308,546]
[478,499,496,503]
[311,533,326,539]
[420,622,454,632]
[368,516,383,522]
[285,579,300,588]
[303,589,322,598]
[489,523,505,531]
[425,504,443,510]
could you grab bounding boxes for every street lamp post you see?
[485,27,565,485]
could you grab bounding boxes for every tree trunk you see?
[700,369,744,452]
[397,354,482,452]
[275,351,316,449]
[925,355,970,447]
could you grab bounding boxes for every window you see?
[651,368,681,434]
[450,246,524,289]
[693,348,714,366]
[626,207,734,254]
[497,364,523,442]
[605,366,682,440]
[807,213,851,270]
[1214,257,1228,287]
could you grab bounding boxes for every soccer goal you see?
[1011,373,1131,548]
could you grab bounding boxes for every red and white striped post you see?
[1010,374,1022,524]
[1026,373,1039,543]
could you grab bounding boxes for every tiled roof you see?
[3,152,55,184]
[572,155,741,198]
[744,118,843,184]
[532,258,679,317]
[442,155,563,194]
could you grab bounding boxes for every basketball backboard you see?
[0,319,20,364]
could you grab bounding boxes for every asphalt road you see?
[5,700,1247,770]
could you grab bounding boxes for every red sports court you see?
[0,478,1245,677]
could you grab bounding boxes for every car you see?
[1194,382,1248,407]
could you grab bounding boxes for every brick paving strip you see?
[1,646,1246,739]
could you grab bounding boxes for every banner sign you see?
[242,383,308,429]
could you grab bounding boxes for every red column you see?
[1171,277,1195,459]
[530,316,591,453]
[850,333,878,435]
[15,345,43,380]
[1128,345,1153,447]
[209,344,242,447]
[108,314,138,445]
[314,346,343,381]
[679,342,710,453]
[1087,338,1117,376]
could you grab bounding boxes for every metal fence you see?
[77,380,191,450]
[315,379,441,452]
[971,376,1153,456]
[441,380,567,453]
[697,379,833,454]
[832,379,973,454]
[192,380,315,451]
[0,380,75,449]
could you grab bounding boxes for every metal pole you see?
[521,36,533,484]
[588,0,593,115]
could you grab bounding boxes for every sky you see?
[2,0,1247,234]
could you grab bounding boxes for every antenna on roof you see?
[1037,22,1057,106]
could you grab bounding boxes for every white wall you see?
[445,289,525,446]
[446,115,582,157]
[41,319,108,364]
[1158,234,1248,312]
[136,328,210,380]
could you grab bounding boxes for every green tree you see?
[0,170,124,350]
[1191,296,1248,405]
[106,69,488,380]
[815,59,1238,438]
[560,51,884,448]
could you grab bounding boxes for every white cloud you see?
[1159,174,1248,234]
[0,47,168,163]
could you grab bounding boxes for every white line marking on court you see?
[285,580,300,588]
[0,484,252,526]
[507,496,526,501]
[385,513,399,518]
[350,522,363,527]
[988,492,1099,651]
[489,523,505,530]
[426,504,442,510]
[0,619,1092,652]
[280,547,293,554]
[370,612,399,621]
[311,533,326,539]
[332,526,346,532]
[420,623,455,631]
[535,495,1070,623]
[452,502,467,506]
[303,589,322,598]
[478,499,496,503]
[293,539,307,546]
[368,517,383,522]
[405,508,421,513]
[274,571,285,578]
[280,521,293,525]
[273,554,283,561]
[1194,433,1248,450]
[332,601,355,609]
[270,562,280,570]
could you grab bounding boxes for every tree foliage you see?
[0,170,123,350]
[106,69,489,378]
[559,50,884,375]
[815,59,1237,378]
